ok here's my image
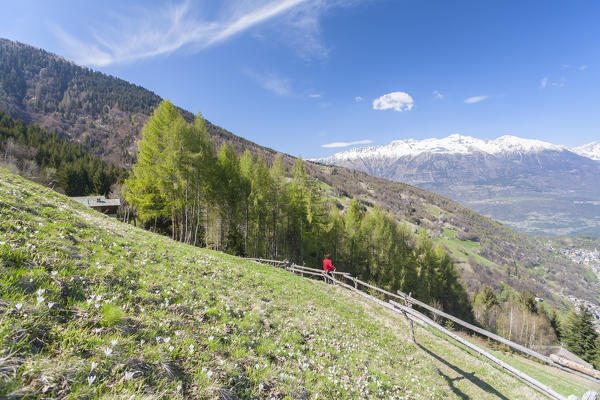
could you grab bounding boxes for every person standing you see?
[323,254,336,283]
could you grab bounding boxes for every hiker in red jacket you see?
[323,254,336,283]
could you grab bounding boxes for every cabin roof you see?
[71,196,120,207]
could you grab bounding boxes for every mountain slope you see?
[574,142,600,161]
[5,168,599,399]
[0,38,265,168]
[316,134,600,237]
[1,38,598,312]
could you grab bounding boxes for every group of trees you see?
[124,100,474,320]
[0,111,126,195]
[472,284,557,347]
[472,282,600,369]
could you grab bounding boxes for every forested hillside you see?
[0,38,597,319]
[0,111,125,195]
[124,100,473,320]
[0,38,268,168]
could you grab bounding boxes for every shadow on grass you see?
[417,343,509,400]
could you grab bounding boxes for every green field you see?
[438,228,495,268]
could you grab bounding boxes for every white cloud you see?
[52,0,344,66]
[540,76,548,89]
[372,91,414,112]
[308,93,322,98]
[579,65,588,71]
[464,95,488,104]
[433,90,444,100]
[322,139,372,148]
[354,96,363,102]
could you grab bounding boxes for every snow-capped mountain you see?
[317,134,576,163]
[573,142,600,161]
[314,134,600,237]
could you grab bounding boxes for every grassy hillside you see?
[1,170,599,399]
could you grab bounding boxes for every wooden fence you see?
[247,258,600,400]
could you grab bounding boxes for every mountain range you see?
[0,37,598,310]
[316,134,600,237]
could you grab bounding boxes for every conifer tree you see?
[562,307,598,364]
[416,229,437,302]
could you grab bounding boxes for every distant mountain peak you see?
[573,141,600,161]
[316,134,567,163]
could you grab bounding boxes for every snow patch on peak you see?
[318,134,566,163]
[573,142,600,161]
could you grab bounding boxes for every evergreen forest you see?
[0,111,126,196]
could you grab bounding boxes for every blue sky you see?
[2,0,599,158]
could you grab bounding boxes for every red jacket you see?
[323,258,336,272]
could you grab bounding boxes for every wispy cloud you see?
[52,0,351,66]
[540,74,567,89]
[246,71,291,96]
[322,139,372,148]
[206,0,308,47]
[464,95,488,104]
[372,91,414,112]
[308,93,322,98]
[433,90,444,100]
[551,77,566,88]
[562,64,588,71]
[354,96,363,102]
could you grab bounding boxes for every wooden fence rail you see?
[327,273,568,400]
[387,299,568,400]
[246,257,600,398]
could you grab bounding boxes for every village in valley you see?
[561,247,600,331]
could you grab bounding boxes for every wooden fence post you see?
[405,292,415,343]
